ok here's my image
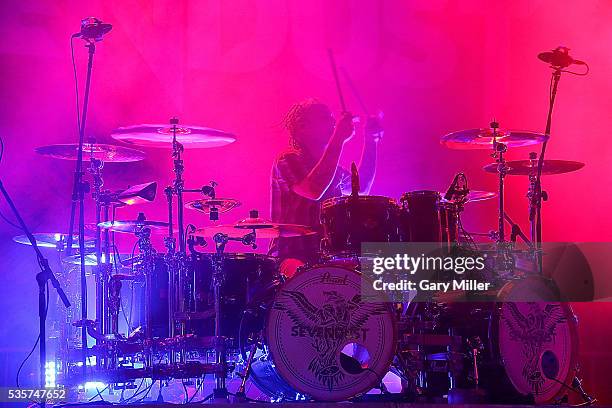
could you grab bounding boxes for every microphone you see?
[444,173,460,201]
[351,162,360,196]
[538,46,585,68]
[73,17,112,41]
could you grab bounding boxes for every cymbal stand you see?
[490,120,507,243]
[165,117,187,343]
[211,230,257,401]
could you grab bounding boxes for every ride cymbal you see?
[111,124,236,149]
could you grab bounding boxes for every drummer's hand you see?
[365,113,384,142]
[332,111,355,144]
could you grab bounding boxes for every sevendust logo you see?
[274,290,386,390]
[290,324,369,342]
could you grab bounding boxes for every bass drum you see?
[493,277,578,403]
[244,264,396,401]
[410,276,578,404]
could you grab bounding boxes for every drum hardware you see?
[206,224,262,401]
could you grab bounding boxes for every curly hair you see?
[283,98,327,150]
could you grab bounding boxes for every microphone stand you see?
[0,180,71,396]
[65,38,97,377]
[533,67,562,274]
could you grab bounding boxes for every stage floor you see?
[77,404,601,408]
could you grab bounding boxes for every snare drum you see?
[320,195,402,259]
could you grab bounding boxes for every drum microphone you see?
[351,162,360,196]
[444,173,468,201]
[538,46,585,68]
[72,17,112,41]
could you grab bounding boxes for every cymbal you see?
[111,124,236,149]
[441,190,497,203]
[98,220,169,233]
[483,160,585,176]
[63,253,131,267]
[194,218,316,239]
[441,128,548,150]
[13,233,95,249]
[185,198,241,214]
[35,143,146,162]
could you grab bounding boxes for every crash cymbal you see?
[35,143,146,162]
[13,233,95,249]
[441,128,548,150]
[98,220,169,233]
[62,253,131,267]
[185,198,241,214]
[483,159,585,176]
[195,219,316,239]
[111,124,236,149]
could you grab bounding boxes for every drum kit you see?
[12,113,589,404]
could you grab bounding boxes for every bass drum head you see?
[497,278,578,403]
[266,265,396,401]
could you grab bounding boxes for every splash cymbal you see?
[111,124,236,149]
[483,159,585,176]
[441,128,548,150]
[35,143,146,162]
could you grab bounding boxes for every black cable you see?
[88,384,109,402]
[187,376,205,403]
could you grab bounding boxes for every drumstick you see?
[327,48,347,113]
[340,67,369,116]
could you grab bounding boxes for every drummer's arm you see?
[358,116,383,194]
[293,113,354,200]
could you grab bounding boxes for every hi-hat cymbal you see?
[98,220,169,233]
[194,218,316,239]
[483,160,585,176]
[13,233,95,249]
[185,198,241,214]
[35,143,146,162]
[441,128,548,150]
[111,124,236,149]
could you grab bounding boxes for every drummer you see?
[269,98,383,277]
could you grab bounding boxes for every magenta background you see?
[0,0,611,399]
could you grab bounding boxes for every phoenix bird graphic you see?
[503,303,567,394]
[274,290,386,390]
